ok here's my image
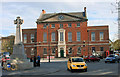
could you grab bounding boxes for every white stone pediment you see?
[43,14,80,22]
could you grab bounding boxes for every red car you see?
[1,56,10,67]
[84,56,100,62]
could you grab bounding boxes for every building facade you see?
[0,35,15,54]
[22,28,37,58]
[22,7,109,58]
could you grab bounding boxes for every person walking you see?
[30,56,33,62]
[33,56,36,67]
[37,55,41,67]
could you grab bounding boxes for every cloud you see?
[1,2,118,41]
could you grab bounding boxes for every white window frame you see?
[77,47,81,54]
[68,32,72,42]
[100,32,104,41]
[24,34,27,43]
[51,24,55,28]
[91,32,95,41]
[77,32,81,41]
[43,32,47,42]
[60,32,64,41]
[68,23,72,27]
[51,32,55,41]
[77,23,80,27]
[31,34,34,43]
[43,48,47,55]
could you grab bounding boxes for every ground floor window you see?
[100,47,104,51]
[31,48,34,55]
[43,48,47,55]
[77,47,81,54]
[52,47,56,54]
[92,47,95,52]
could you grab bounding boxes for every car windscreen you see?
[72,58,84,62]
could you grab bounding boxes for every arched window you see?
[77,47,81,54]
[43,48,47,55]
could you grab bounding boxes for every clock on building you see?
[58,15,64,20]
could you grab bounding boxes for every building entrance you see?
[60,49,64,57]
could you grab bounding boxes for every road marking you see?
[100,72,113,75]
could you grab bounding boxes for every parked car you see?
[84,55,100,62]
[67,57,87,72]
[97,55,103,59]
[105,54,120,63]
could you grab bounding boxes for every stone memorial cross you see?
[14,16,23,44]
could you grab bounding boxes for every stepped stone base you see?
[10,43,33,70]
[10,59,33,70]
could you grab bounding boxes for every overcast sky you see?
[0,0,119,41]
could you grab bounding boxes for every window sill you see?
[52,53,55,55]
[30,42,35,43]
[68,41,72,42]
[43,41,47,43]
[51,41,56,42]
[77,53,81,54]
[43,28,46,29]
[43,54,47,55]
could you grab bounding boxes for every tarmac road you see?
[2,59,119,76]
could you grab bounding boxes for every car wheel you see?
[88,59,91,62]
[98,59,100,62]
[67,67,69,71]
[117,60,119,63]
[113,61,116,63]
[70,67,74,72]
[105,61,107,63]
[84,69,87,72]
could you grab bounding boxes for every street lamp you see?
[87,30,89,56]
[47,24,51,62]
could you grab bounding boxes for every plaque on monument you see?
[10,16,33,70]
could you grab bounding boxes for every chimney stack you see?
[84,7,86,13]
[42,9,46,14]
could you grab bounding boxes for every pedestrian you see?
[37,55,41,67]
[30,56,33,62]
[1,57,6,67]
[33,56,36,67]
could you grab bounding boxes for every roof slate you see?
[36,12,87,23]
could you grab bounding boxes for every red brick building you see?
[22,7,109,58]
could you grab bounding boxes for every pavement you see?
[40,58,68,63]
[2,58,119,76]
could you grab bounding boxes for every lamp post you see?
[47,24,51,62]
[87,30,89,56]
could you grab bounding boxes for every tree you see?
[113,39,120,51]
[1,39,14,54]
